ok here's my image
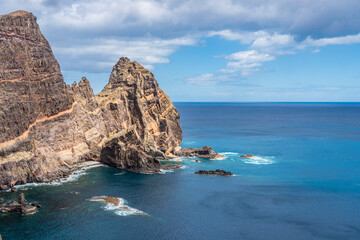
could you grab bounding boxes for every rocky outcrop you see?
[0,192,41,215]
[195,169,233,176]
[0,10,184,187]
[175,146,221,159]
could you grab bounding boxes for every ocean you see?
[1,103,360,240]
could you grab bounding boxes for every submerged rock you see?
[160,163,183,170]
[195,169,233,176]
[240,154,254,158]
[0,193,41,215]
[89,196,146,216]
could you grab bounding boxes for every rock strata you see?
[195,169,233,176]
[0,10,215,187]
[0,193,41,215]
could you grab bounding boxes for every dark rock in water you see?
[31,202,42,208]
[0,193,41,215]
[18,193,26,205]
[20,205,38,215]
[175,146,220,159]
[161,163,183,170]
[195,169,233,176]
[11,187,18,192]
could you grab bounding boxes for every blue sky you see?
[1,0,360,101]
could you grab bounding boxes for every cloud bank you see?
[1,0,360,84]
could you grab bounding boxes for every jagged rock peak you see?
[0,9,72,142]
[0,10,34,17]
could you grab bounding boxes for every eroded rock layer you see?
[0,11,183,187]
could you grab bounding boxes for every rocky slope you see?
[0,10,187,189]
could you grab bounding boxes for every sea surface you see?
[1,103,360,240]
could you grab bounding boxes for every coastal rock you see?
[0,10,189,186]
[195,169,232,176]
[0,193,41,215]
[175,146,220,159]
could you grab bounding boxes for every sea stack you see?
[0,10,218,188]
[0,10,183,187]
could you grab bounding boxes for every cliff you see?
[0,11,183,188]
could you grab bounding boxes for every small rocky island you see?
[0,193,41,215]
[195,169,233,176]
[175,146,224,159]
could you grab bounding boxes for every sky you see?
[1,0,360,102]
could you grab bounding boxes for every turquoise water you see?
[1,103,360,240]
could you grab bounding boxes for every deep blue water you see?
[1,103,360,240]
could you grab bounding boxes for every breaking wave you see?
[14,162,105,190]
[219,152,238,155]
[241,156,275,165]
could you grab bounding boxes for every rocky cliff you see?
[0,11,183,188]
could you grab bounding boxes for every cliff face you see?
[0,11,182,187]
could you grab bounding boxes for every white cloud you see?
[212,30,360,77]
[251,33,295,50]
[301,33,360,48]
[222,50,275,75]
[208,30,269,44]
[1,0,360,78]
[53,36,197,71]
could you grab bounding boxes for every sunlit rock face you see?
[0,11,182,188]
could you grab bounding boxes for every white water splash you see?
[14,162,105,190]
[219,152,238,155]
[241,156,275,165]
[160,169,174,174]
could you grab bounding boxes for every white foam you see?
[191,160,201,163]
[210,156,227,160]
[89,196,146,216]
[169,157,184,162]
[14,162,105,190]
[241,156,275,165]
[160,169,174,174]
[219,152,238,155]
